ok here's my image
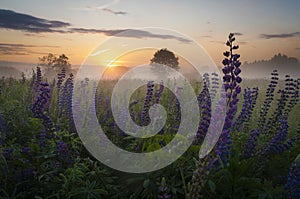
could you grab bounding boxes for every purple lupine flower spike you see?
[57,141,68,161]
[285,154,300,198]
[216,33,242,165]
[195,75,211,144]
[0,113,5,145]
[31,80,56,133]
[244,129,260,158]
[259,70,278,131]
[141,81,154,125]
[158,177,172,199]
[259,116,295,162]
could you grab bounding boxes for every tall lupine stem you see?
[151,81,165,120]
[0,113,5,145]
[153,81,164,105]
[233,87,258,132]
[65,73,74,128]
[285,154,300,198]
[36,66,42,88]
[189,33,242,198]
[210,72,219,100]
[188,154,218,198]
[129,100,139,122]
[195,76,211,144]
[217,33,242,165]
[56,67,66,90]
[284,77,300,115]
[243,129,260,158]
[259,70,278,130]
[141,81,154,125]
[31,82,55,133]
[265,75,295,133]
[258,116,295,169]
[56,68,66,108]
[170,87,182,135]
[158,177,172,199]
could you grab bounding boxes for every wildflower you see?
[57,141,68,160]
[260,116,295,159]
[259,70,278,130]
[195,77,211,144]
[2,148,14,161]
[21,146,31,156]
[65,73,74,127]
[244,129,260,158]
[142,81,154,125]
[0,113,5,145]
[210,72,220,100]
[285,155,300,198]
[158,177,171,199]
[31,81,55,133]
[188,154,218,199]
[57,67,66,90]
[153,81,164,105]
[233,87,258,131]
[216,33,242,165]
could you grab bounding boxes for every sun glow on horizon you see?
[104,60,125,67]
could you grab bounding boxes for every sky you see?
[0,0,300,67]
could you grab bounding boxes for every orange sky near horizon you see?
[1,30,300,69]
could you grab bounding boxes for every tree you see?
[38,53,71,80]
[150,48,179,70]
[39,53,71,70]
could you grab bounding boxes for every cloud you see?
[86,0,120,10]
[0,9,70,33]
[0,9,191,43]
[116,29,192,43]
[102,8,127,15]
[0,43,59,55]
[69,28,192,43]
[84,0,128,15]
[233,32,243,36]
[200,35,212,38]
[296,48,300,50]
[260,32,300,39]
[70,28,125,35]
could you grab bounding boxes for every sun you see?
[104,59,124,67]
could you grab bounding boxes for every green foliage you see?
[0,58,299,198]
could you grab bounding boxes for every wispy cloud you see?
[84,0,127,15]
[260,32,300,39]
[0,9,70,33]
[70,28,192,43]
[86,0,120,10]
[233,32,243,36]
[0,9,191,43]
[113,29,192,43]
[70,28,124,35]
[0,43,59,55]
[296,47,300,50]
[200,35,212,38]
[102,8,127,15]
